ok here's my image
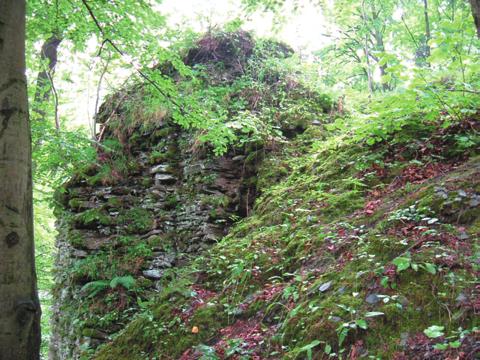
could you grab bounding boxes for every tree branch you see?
[80,0,185,114]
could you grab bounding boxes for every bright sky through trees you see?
[50,0,331,131]
[160,0,331,52]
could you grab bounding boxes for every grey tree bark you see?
[32,36,61,126]
[470,0,480,38]
[0,1,41,359]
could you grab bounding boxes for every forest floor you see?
[92,115,480,359]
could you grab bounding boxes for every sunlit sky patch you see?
[159,0,331,54]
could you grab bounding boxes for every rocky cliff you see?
[49,31,331,359]
[50,123,261,359]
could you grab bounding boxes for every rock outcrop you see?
[49,30,332,359]
[49,120,261,358]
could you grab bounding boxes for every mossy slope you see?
[93,119,479,359]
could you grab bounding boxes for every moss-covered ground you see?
[91,116,479,359]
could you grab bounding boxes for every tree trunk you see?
[32,35,61,124]
[0,1,41,359]
[423,0,431,57]
[369,3,390,91]
[470,0,480,38]
[361,0,374,94]
[364,38,374,95]
[374,31,390,91]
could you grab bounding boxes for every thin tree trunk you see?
[93,56,110,139]
[470,0,480,38]
[361,0,374,95]
[364,38,374,95]
[423,0,431,60]
[369,3,390,91]
[374,32,390,91]
[0,1,41,359]
[32,36,61,123]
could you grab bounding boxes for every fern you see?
[81,280,109,298]
[109,276,136,290]
[81,275,136,298]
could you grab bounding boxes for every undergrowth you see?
[50,28,480,360]
[92,109,479,359]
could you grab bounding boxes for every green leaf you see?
[392,256,411,272]
[81,280,109,298]
[366,137,376,145]
[299,340,321,360]
[449,340,461,348]
[424,325,444,338]
[382,73,392,83]
[338,327,349,346]
[299,340,321,351]
[423,263,437,275]
[364,311,384,317]
[195,344,219,360]
[433,343,448,350]
[355,319,368,330]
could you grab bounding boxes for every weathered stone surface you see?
[319,281,332,293]
[71,249,88,258]
[150,164,172,174]
[232,155,245,162]
[50,121,261,359]
[183,163,205,176]
[150,253,175,268]
[154,173,176,185]
[365,293,380,304]
[142,269,163,280]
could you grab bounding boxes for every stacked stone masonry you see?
[49,123,260,359]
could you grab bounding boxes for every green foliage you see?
[392,255,411,272]
[131,30,333,155]
[82,276,136,298]
[109,275,136,290]
[34,190,57,357]
[297,340,321,360]
[70,241,151,283]
[96,109,478,358]
[81,280,110,298]
[423,325,445,338]
[75,208,112,227]
[118,208,154,234]
[388,203,436,223]
[32,122,96,189]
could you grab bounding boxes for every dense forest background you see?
[17,0,480,358]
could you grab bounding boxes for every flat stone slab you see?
[142,269,163,280]
[155,173,176,185]
[150,164,172,174]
